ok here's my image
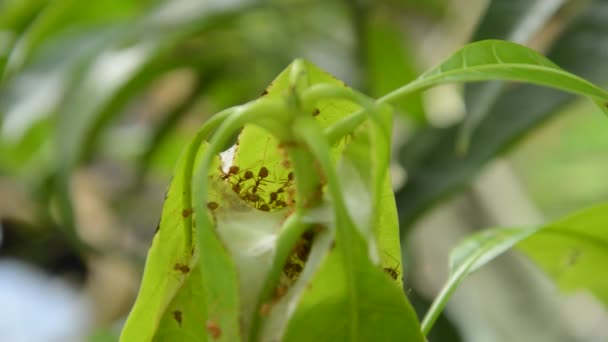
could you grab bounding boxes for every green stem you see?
[294,115,361,340]
[420,247,486,336]
[180,106,236,248]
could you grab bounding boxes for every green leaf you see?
[121,141,212,341]
[283,244,423,341]
[226,60,416,340]
[458,0,566,151]
[424,202,608,335]
[383,40,608,109]
[421,227,534,335]
[517,203,608,307]
[396,3,608,233]
[283,115,423,341]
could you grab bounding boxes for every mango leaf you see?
[281,114,423,341]
[396,4,608,232]
[283,243,423,341]
[226,60,415,340]
[384,40,608,112]
[124,59,419,341]
[517,203,608,306]
[121,141,215,341]
[421,227,534,335]
[423,202,608,335]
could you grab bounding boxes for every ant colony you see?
[218,164,295,212]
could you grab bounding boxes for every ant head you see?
[244,170,254,179]
[287,172,294,182]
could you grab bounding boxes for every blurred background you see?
[1,0,607,341]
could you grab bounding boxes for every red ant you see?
[268,172,294,209]
[248,167,269,194]
[220,165,240,180]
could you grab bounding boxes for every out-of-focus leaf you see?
[470,0,564,42]
[396,1,608,233]
[517,203,608,307]
[421,227,534,335]
[0,0,47,74]
[424,202,608,335]
[3,0,152,77]
[459,0,566,150]
[382,0,447,16]
[48,1,255,250]
[364,11,424,121]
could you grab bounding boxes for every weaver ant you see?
[383,252,401,281]
[218,160,295,212]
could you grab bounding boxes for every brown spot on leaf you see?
[173,310,182,326]
[206,320,222,339]
[207,202,219,210]
[259,303,271,316]
[181,208,193,218]
[174,263,190,274]
[260,89,268,97]
[312,108,320,116]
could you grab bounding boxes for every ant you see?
[268,172,294,209]
[382,251,401,281]
[248,167,270,194]
[230,169,254,195]
[220,165,240,180]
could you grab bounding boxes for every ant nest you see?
[219,165,295,212]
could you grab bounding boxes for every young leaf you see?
[421,227,534,335]
[233,60,414,340]
[396,9,608,233]
[382,40,608,116]
[517,203,608,307]
[422,202,608,336]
